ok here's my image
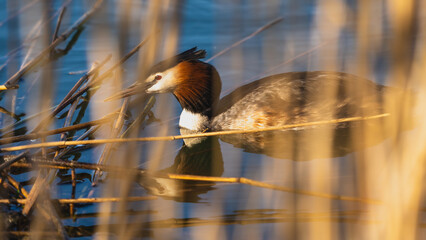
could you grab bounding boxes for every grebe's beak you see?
[104,81,155,101]
[105,47,207,102]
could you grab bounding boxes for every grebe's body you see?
[209,71,383,131]
[111,48,385,132]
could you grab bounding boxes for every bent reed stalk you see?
[9,160,381,205]
[0,113,389,152]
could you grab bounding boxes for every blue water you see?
[1,0,424,239]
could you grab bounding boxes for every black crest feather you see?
[148,47,206,74]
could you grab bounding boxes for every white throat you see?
[179,109,209,131]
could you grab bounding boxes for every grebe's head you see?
[108,47,222,116]
[144,47,208,93]
[145,59,222,114]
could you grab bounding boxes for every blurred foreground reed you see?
[0,0,424,239]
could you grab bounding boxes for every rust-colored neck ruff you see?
[173,61,222,118]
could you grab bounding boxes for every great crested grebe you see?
[108,47,387,132]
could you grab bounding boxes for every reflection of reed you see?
[7,154,380,205]
[35,208,425,238]
[0,0,424,239]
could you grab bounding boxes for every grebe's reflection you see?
[139,100,414,201]
[139,121,380,202]
[219,118,388,160]
[140,133,223,202]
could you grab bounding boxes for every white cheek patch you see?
[146,69,176,93]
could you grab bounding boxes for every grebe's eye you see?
[154,75,162,81]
